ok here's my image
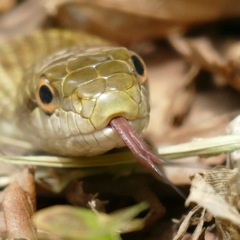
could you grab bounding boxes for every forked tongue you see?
[109,117,186,199]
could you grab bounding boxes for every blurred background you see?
[1,0,240,239]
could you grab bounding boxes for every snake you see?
[0,29,183,196]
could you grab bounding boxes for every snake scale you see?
[0,29,182,196]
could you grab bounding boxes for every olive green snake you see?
[0,29,183,196]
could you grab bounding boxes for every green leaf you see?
[34,203,148,239]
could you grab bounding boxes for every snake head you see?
[17,46,150,156]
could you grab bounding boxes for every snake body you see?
[0,29,150,157]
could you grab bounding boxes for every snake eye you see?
[36,76,58,114]
[131,55,145,76]
[39,85,53,104]
[131,54,147,83]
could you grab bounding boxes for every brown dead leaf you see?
[186,168,240,223]
[169,34,240,90]
[0,0,16,13]
[60,0,240,21]
[0,0,48,39]
[174,207,203,238]
[143,46,196,140]
[68,174,166,225]
[2,167,37,239]
[173,205,201,240]
[175,167,240,239]
[55,0,240,43]
[169,35,227,76]
[17,167,36,211]
[66,181,101,209]
[191,208,206,240]
[153,85,240,148]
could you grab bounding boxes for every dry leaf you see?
[66,173,166,225]
[55,0,240,43]
[175,167,240,239]
[2,0,239,44]
[169,34,240,90]
[173,206,201,240]
[0,0,48,39]
[169,35,227,75]
[2,167,37,239]
[0,0,16,13]
[16,167,36,211]
[66,181,101,209]
[143,47,196,140]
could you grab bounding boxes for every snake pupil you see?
[131,55,144,76]
[39,85,53,104]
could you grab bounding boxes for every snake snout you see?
[90,90,144,130]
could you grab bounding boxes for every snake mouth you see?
[109,117,185,199]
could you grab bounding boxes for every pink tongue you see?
[109,117,186,199]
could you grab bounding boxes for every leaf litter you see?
[1,0,240,239]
